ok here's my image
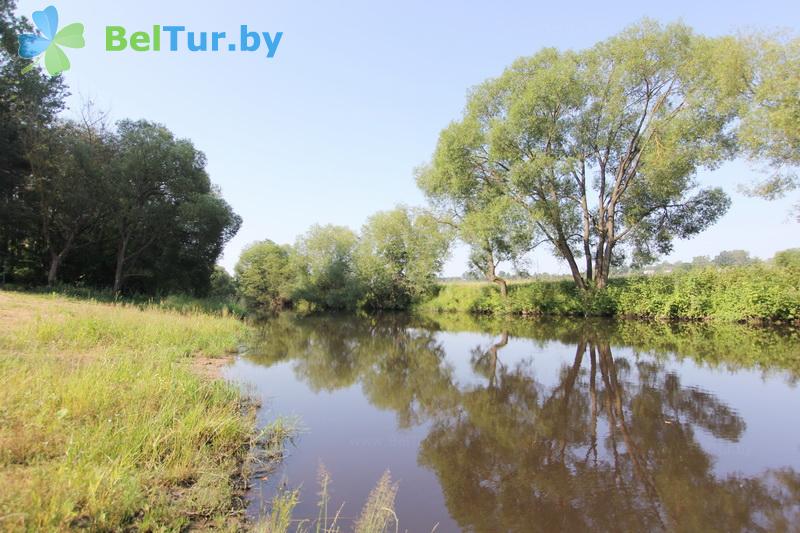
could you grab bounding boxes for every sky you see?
[16,0,800,276]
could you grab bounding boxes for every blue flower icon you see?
[18,5,85,76]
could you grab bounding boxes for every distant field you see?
[437,277,566,286]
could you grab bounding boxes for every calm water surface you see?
[225,314,800,532]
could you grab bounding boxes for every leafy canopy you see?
[420,20,746,288]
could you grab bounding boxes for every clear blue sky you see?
[18,0,799,275]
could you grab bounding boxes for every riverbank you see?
[0,291,258,530]
[420,265,800,322]
[0,284,245,318]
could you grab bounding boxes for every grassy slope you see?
[421,265,800,322]
[0,291,253,531]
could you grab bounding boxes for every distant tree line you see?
[234,207,451,312]
[612,248,800,275]
[0,1,240,295]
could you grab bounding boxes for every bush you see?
[613,266,800,321]
[421,265,800,322]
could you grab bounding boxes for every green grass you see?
[1,283,246,318]
[0,291,260,531]
[421,264,800,322]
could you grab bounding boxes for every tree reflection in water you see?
[245,314,800,532]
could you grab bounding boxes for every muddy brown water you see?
[224,313,800,532]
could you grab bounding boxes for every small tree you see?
[293,224,360,309]
[356,207,451,309]
[418,144,534,297]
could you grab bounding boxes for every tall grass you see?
[353,471,399,533]
[254,469,402,533]
[0,291,256,531]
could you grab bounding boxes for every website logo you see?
[105,26,283,57]
[16,5,284,76]
[18,5,85,76]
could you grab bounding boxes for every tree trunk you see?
[583,240,593,284]
[494,276,508,298]
[558,240,586,291]
[578,168,593,284]
[47,252,62,286]
[594,235,606,289]
[596,239,613,289]
[46,234,75,287]
[486,331,509,388]
[113,235,128,294]
[595,257,607,288]
[484,251,509,298]
[596,268,608,288]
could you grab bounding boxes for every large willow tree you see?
[419,21,753,289]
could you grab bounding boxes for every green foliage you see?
[422,263,800,322]
[356,207,451,309]
[1,0,67,284]
[293,224,360,310]
[102,119,241,294]
[235,240,297,313]
[422,280,614,317]
[257,488,301,533]
[614,266,800,321]
[1,5,241,295]
[417,145,534,292]
[234,208,452,314]
[738,34,800,218]
[418,20,767,289]
[614,248,762,274]
[712,249,756,267]
[774,248,800,271]
[24,121,114,285]
[1,115,241,295]
[209,265,237,300]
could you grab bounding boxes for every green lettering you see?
[130,31,150,52]
[105,26,127,51]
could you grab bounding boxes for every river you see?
[225,313,800,532]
